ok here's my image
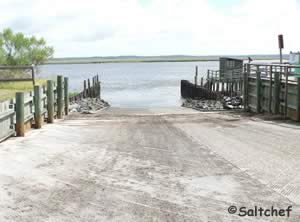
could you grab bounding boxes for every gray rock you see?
[70,98,110,114]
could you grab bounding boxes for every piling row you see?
[14,75,69,137]
[69,75,101,102]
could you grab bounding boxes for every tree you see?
[0,28,54,66]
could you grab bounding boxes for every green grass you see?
[0,80,47,101]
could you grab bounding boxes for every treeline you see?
[0,28,54,66]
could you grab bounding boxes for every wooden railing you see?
[244,63,300,121]
[0,74,101,142]
[193,67,244,97]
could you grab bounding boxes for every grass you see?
[0,80,47,101]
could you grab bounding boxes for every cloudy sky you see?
[1,0,299,57]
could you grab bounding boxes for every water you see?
[38,61,219,107]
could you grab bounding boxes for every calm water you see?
[38,61,219,107]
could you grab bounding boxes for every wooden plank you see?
[0,100,15,141]
[0,78,33,82]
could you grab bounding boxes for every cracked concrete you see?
[0,107,299,221]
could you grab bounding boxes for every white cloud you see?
[0,0,300,57]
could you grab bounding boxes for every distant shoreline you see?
[45,55,287,65]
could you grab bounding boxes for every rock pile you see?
[70,98,110,114]
[222,96,243,109]
[182,96,243,111]
[182,98,224,111]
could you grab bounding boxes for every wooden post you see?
[256,68,262,113]
[34,85,42,129]
[234,80,238,94]
[297,77,300,121]
[221,81,224,92]
[225,80,228,92]
[243,64,250,110]
[95,76,99,98]
[57,75,64,119]
[200,77,203,87]
[96,82,100,98]
[92,77,96,98]
[64,77,69,115]
[88,79,91,97]
[194,66,198,86]
[16,92,25,137]
[47,80,54,123]
[31,66,36,86]
[268,66,273,113]
[94,77,98,98]
[284,66,289,119]
[95,76,97,98]
[83,80,87,98]
[274,72,280,114]
[216,81,219,92]
[207,70,210,90]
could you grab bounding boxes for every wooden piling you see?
[47,80,54,123]
[16,92,25,137]
[92,77,96,98]
[207,70,210,90]
[57,75,64,119]
[234,81,238,94]
[88,79,91,97]
[200,78,203,87]
[194,66,198,86]
[83,80,87,98]
[243,64,250,110]
[64,77,69,115]
[34,85,42,129]
[221,81,224,92]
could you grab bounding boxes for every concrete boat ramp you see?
[0,107,300,221]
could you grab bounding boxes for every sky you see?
[1,0,300,57]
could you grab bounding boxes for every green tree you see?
[0,28,54,66]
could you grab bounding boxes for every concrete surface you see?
[0,107,300,221]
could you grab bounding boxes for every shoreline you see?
[44,56,285,65]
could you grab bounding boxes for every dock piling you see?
[16,92,25,137]
[57,75,64,119]
[34,85,42,129]
[47,80,54,123]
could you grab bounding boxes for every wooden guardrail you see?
[243,63,300,121]
[0,74,101,142]
[181,66,243,100]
